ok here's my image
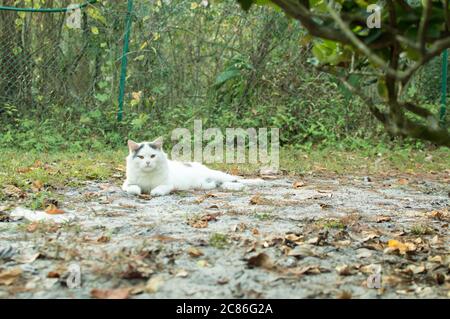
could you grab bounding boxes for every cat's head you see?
[127,137,165,172]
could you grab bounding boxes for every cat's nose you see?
[146,161,151,165]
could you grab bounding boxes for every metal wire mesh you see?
[0,0,126,115]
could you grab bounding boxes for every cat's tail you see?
[208,169,266,190]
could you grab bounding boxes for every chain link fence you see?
[0,0,128,117]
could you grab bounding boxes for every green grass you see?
[209,233,229,249]
[320,219,346,230]
[0,146,449,203]
[410,224,434,236]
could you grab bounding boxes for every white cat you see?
[122,137,248,196]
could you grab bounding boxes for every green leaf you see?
[214,69,241,87]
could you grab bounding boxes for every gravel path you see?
[0,175,449,298]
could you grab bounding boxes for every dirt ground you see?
[0,173,449,299]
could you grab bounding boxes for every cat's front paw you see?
[150,185,173,196]
[124,184,142,196]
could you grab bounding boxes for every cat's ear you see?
[127,140,140,152]
[151,136,163,150]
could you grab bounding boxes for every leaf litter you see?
[0,175,448,298]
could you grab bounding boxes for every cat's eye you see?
[150,154,156,158]
[137,155,144,159]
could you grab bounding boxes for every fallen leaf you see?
[230,166,240,176]
[403,264,426,275]
[91,288,130,299]
[386,239,416,255]
[337,290,352,299]
[197,260,209,267]
[26,222,39,233]
[175,270,189,278]
[247,253,274,270]
[428,255,443,264]
[0,268,22,286]
[232,223,247,232]
[336,264,352,276]
[287,244,315,258]
[334,239,351,247]
[217,277,229,285]
[187,213,218,228]
[3,185,25,199]
[376,216,392,223]
[45,204,65,215]
[47,271,61,278]
[195,193,217,204]
[259,168,278,177]
[121,264,153,279]
[319,203,332,210]
[31,180,44,192]
[356,249,373,259]
[397,178,409,185]
[293,181,305,189]
[129,285,145,295]
[306,237,320,245]
[249,194,270,205]
[288,265,325,276]
[97,235,110,243]
[284,233,303,244]
[428,210,449,221]
[145,275,164,293]
[187,247,203,258]
[13,252,40,264]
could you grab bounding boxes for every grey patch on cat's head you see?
[148,143,160,150]
[132,144,145,158]
[149,136,163,150]
[183,162,192,167]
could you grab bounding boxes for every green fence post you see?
[118,0,134,121]
[440,49,448,127]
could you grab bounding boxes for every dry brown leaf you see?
[90,287,130,299]
[13,252,40,264]
[287,244,315,258]
[336,264,352,276]
[0,268,22,286]
[197,260,209,267]
[195,193,217,204]
[247,253,274,270]
[293,181,305,189]
[386,239,416,255]
[428,255,443,264]
[284,233,303,244]
[97,235,110,243]
[145,275,164,293]
[376,216,392,223]
[428,210,449,221]
[230,166,240,176]
[337,291,352,299]
[187,247,203,258]
[175,270,189,278]
[45,204,65,215]
[403,264,426,275]
[31,180,44,192]
[26,222,39,233]
[47,271,61,278]
[3,185,25,199]
[249,194,270,205]
[397,178,409,185]
[288,265,324,276]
